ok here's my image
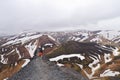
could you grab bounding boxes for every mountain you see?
[1,30,120,47]
[46,41,120,80]
[0,32,58,80]
[49,30,120,46]
[8,57,87,80]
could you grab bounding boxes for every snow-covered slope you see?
[49,30,120,45]
[97,30,120,40]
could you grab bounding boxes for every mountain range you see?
[0,30,120,80]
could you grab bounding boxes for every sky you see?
[0,0,120,34]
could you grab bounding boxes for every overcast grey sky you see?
[0,0,120,34]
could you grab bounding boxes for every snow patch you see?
[100,69,120,77]
[104,53,112,63]
[1,55,8,64]
[3,77,8,80]
[49,54,85,61]
[113,48,120,56]
[77,64,83,69]
[90,36,102,42]
[98,30,120,40]
[75,37,81,41]
[88,56,100,79]
[15,62,18,66]
[2,48,4,52]
[16,48,21,59]
[57,63,64,67]
[2,34,42,46]
[48,35,56,41]
[44,43,53,47]
[7,49,15,55]
[22,59,30,68]
[25,40,38,57]
[80,33,89,41]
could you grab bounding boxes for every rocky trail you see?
[9,57,87,80]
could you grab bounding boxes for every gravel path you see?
[9,57,87,80]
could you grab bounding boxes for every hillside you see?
[46,41,120,80]
[0,33,58,80]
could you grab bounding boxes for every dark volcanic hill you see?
[46,41,120,80]
[9,57,87,80]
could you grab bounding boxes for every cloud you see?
[0,0,120,34]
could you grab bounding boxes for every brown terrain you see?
[0,34,58,80]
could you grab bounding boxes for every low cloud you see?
[0,0,120,34]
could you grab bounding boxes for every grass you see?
[0,60,25,80]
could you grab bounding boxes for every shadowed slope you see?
[46,41,113,58]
